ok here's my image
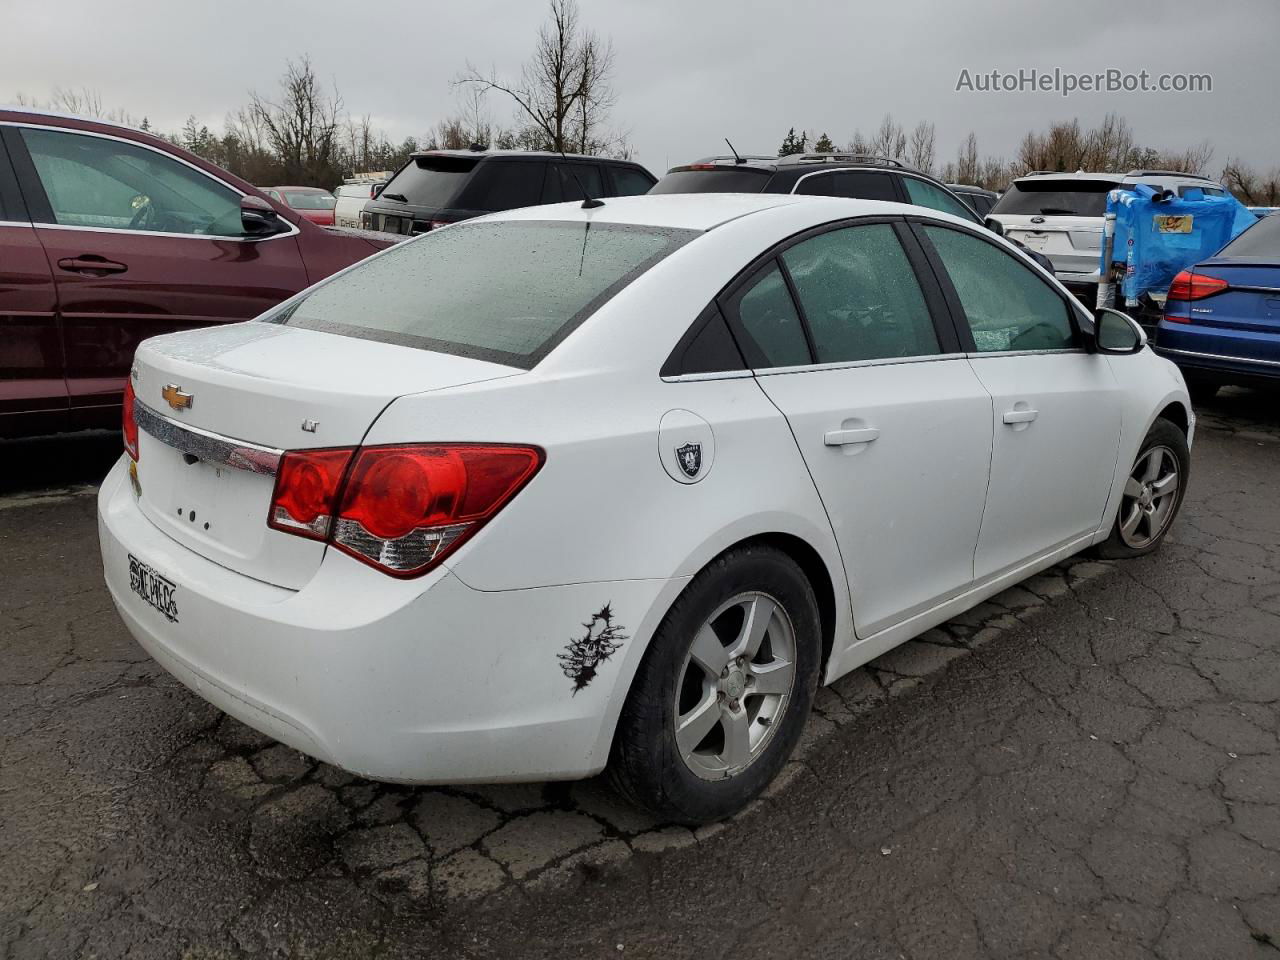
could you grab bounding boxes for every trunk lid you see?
[1181,260,1280,332]
[131,322,521,589]
[993,213,1104,277]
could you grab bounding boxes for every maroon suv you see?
[0,108,395,439]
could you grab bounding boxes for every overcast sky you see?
[4,0,1277,176]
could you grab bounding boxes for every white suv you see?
[989,170,1228,295]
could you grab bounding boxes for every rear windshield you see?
[650,167,771,194]
[285,191,336,210]
[266,220,698,368]
[1218,214,1280,258]
[990,179,1120,217]
[380,156,479,207]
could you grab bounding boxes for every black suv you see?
[947,183,1000,217]
[651,153,1041,260]
[362,149,656,236]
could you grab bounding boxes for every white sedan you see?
[98,194,1192,823]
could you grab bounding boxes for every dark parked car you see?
[1156,212,1280,399]
[651,153,1056,273]
[261,185,337,226]
[361,149,656,236]
[947,183,999,216]
[0,108,395,439]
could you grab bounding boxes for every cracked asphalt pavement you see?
[3,387,1280,959]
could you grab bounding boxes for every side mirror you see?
[984,216,1004,237]
[241,195,286,238]
[1093,307,1147,355]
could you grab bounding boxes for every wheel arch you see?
[1156,399,1190,436]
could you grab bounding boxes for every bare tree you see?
[906,121,936,174]
[1222,159,1280,206]
[456,0,621,155]
[868,114,907,161]
[249,56,343,185]
[954,132,980,184]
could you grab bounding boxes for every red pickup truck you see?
[0,108,395,439]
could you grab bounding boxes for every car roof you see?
[410,148,639,164]
[669,153,917,175]
[474,192,989,234]
[947,183,996,195]
[265,185,330,192]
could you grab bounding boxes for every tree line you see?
[777,114,1279,204]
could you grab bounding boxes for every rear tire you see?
[1094,417,1189,560]
[608,544,821,825]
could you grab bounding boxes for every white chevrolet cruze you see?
[99,194,1192,823]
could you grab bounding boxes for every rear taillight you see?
[428,219,452,231]
[1167,270,1229,302]
[267,443,543,577]
[122,378,138,460]
[268,448,354,540]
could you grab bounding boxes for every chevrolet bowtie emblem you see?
[161,384,193,411]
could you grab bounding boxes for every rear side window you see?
[456,160,546,211]
[781,224,939,363]
[20,127,244,236]
[1219,214,1280,258]
[725,263,811,368]
[793,172,839,197]
[990,179,1119,217]
[650,168,771,194]
[1178,184,1226,198]
[269,220,697,368]
[542,163,604,204]
[833,170,897,202]
[923,225,1075,353]
[610,166,655,196]
[902,178,978,222]
[381,155,478,207]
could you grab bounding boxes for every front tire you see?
[608,544,821,824]
[1094,417,1189,560]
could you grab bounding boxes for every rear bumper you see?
[1154,323,1280,382]
[98,457,680,783]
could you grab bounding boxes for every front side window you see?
[269,220,696,368]
[780,224,939,363]
[728,262,811,368]
[923,225,1076,353]
[21,127,243,236]
[902,177,979,222]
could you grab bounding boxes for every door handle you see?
[1002,408,1039,425]
[824,427,880,446]
[57,256,128,276]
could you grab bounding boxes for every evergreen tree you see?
[814,132,835,153]
[778,127,809,157]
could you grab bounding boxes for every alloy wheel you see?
[1118,444,1180,549]
[673,592,797,780]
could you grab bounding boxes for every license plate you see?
[128,553,179,623]
[1021,235,1048,250]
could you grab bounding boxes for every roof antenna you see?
[725,138,746,164]
[559,149,604,209]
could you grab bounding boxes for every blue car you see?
[1156,213,1280,399]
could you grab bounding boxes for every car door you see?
[726,219,993,637]
[3,124,309,428]
[0,130,65,437]
[913,220,1123,580]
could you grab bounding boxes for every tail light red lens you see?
[267,443,543,577]
[1167,270,1229,302]
[122,378,139,460]
[268,448,355,540]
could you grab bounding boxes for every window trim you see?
[0,121,300,244]
[907,216,1088,356]
[715,214,966,374]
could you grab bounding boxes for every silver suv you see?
[988,170,1228,297]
